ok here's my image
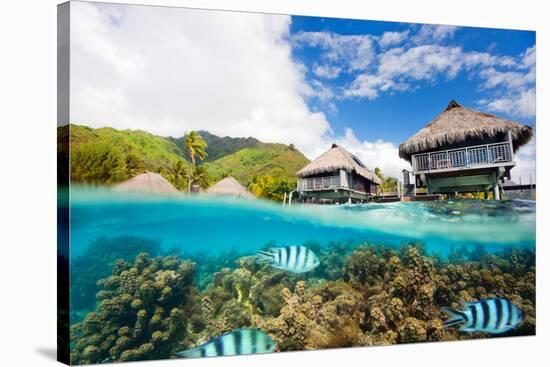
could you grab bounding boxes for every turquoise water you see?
[68,187,535,259]
[66,186,536,361]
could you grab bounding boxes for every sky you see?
[70,1,536,182]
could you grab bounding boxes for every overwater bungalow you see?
[296,144,382,204]
[205,176,254,198]
[399,100,533,200]
[113,171,179,194]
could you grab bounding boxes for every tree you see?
[374,167,384,180]
[170,159,188,190]
[249,175,274,198]
[183,131,208,192]
[125,152,145,177]
[70,143,126,184]
[374,167,398,193]
[190,165,212,189]
[249,175,296,202]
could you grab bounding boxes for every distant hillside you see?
[60,124,309,189]
[204,144,310,185]
[168,131,262,162]
[66,124,185,184]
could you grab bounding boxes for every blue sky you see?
[289,16,535,144]
[70,2,535,181]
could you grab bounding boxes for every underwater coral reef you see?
[70,240,535,364]
[70,236,161,313]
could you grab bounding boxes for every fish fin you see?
[256,250,275,264]
[175,347,203,359]
[441,307,467,328]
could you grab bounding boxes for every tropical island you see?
[59,100,533,204]
[58,123,401,202]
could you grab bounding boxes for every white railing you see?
[412,142,513,173]
[298,175,343,191]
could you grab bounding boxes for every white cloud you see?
[333,128,410,179]
[520,46,536,68]
[477,46,535,118]
[70,2,331,158]
[481,89,536,118]
[510,139,536,183]
[293,32,375,71]
[378,30,410,48]
[411,24,458,44]
[70,3,534,182]
[344,45,464,98]
[479,67,535,90]
[312,64,342,79]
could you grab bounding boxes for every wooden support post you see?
[508,130,514,161]
[494,184,501,200]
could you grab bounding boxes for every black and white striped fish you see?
[175,328,276,358]
[256,245,320,273]
[442,298,523,334]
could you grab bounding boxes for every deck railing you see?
[412,142,513,173]
[297,175,343,191]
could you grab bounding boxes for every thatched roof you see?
[205,176,254,198]
[399,100,533,162]
[113,172,179,194]
[297,144,382,185]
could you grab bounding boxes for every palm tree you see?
[190,165,212,189]
[170,159,188,190]
[184,131,208,192]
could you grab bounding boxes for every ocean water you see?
[65,186,536,363]
[68,187,535,259]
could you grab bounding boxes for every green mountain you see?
[61,124,309,190]
[168,130,261,162]
[204,144,309,185]
[66,124,184,185]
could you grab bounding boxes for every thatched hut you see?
[205,176,254,198]
[113,172,179,194]
[296,144,381,204]
[399,100,533,199]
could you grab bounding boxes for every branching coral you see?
[70,242,536,364]
[254,280,366,351]
[70,253,198,364]
[70,236,161,312]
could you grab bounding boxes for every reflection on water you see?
[68,188,535,259]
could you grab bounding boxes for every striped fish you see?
[256,245,320,273]
[175,328,276,358]
[442,298,523,334]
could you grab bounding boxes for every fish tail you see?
[256,250,275,264]
[175,347,204,358]
[441,307,467,328]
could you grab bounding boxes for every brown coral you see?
[70,253,198,364]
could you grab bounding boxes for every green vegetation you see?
[374,167,398,193]
[68,124,184,184]
[169,130,260,162]
[249,175,296,202]
[61,124,308,201]
[182,131,208,192]
[204,144,309,186]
